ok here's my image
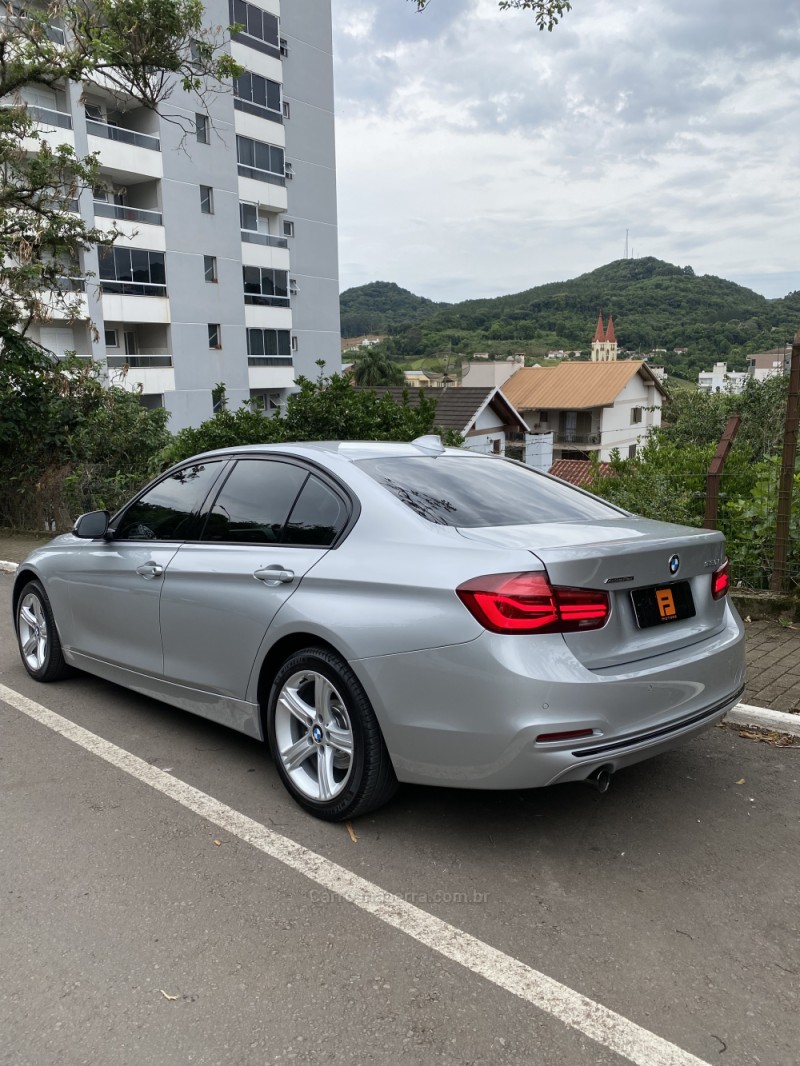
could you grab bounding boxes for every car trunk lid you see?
[457,518,729,669]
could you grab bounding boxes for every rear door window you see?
[283,475,348,546]
[201,459,308,543]
[355,455,622,527]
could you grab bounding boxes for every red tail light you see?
[456,571,609,634]
[711,559,730,600]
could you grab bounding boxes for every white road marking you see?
[1,681,710,1066]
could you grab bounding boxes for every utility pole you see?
[771,328,800,592]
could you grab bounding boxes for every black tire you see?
[15,580,71,682]
[266,647,397,821]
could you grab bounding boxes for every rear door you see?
[159,458,351,700]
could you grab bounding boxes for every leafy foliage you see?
[411,0,572,32]
[588,375,798,588]
[0,335,169,528]
[159,371,462,467]
[1,0,240,333]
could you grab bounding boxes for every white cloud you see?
[332,0,800,300]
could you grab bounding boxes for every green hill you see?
[340,259,799,381]
[339,281,450,338]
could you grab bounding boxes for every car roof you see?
[190,439,481,463]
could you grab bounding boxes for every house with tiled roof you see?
[503,361,666,462]
[353,386,528,457]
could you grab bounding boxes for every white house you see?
[698,362,748,394]
[503,361,666,461]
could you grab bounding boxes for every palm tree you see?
[353,349,405,387]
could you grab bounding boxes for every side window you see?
[115,462,223,541]
[201,459,307,543]
[283,476,347,546]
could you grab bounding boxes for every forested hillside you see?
[340,259,799,381]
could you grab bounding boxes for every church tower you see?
[590,314,618,362]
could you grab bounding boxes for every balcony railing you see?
[52,275,86,292]
[553,432,601,446]
[244,293,290,307]
[237,163,286,187]
[247,356,293,366]
[241,230,288,248]
[86,119,160,151]
[100,280,167,297]
[28,105,73,130]
[107,352,173,368]
[94,201,163,226]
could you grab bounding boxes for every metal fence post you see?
[771,329,800,592]
[704,415,741,530]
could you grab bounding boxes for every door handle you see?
[136,562,164,578]
[254,566,295,585]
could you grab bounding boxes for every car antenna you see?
[410,434,445,456]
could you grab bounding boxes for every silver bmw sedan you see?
[12,436,745,821]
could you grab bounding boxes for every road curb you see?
[2,553,798,739]
[726,702,800,738]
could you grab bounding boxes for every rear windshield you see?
[355,455,622,527]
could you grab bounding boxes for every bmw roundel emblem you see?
[668,554,680,576]
[312,725,323,743]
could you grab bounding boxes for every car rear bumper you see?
[350,601,746,789]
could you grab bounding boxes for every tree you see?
[1,0,240,334]
[352,348,405,387]
[158,370,461,468]
[0,332,169,528]
[411,0,573,32]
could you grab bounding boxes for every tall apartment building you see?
[21,0,341,430]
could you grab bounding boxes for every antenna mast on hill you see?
[625,229,629,259]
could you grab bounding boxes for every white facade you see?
[523,374,662,462]
[23,0,340,430]
[460,355,524,388]
[698,362,748,394]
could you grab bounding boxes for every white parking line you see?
[1,681,710,1066]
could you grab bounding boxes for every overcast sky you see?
[330,0,800,303]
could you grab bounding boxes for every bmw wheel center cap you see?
[312,724,324,743]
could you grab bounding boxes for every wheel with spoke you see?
[15,580,70,682]
[267,648,397,821]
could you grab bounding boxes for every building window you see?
[539,410,549,422]
[98,246,166,295]
[630,407,643,424]
[284,161,293,179]
[195,113,210,143]
[208,323,221,349]
[628,444,637,458]
[246,328,291,358]
[492,439,502,455]
[289,277,298,296]
[291,335,298,352]
[282,100,290,119]
[283,220,294,238]
[243,267,289,306]
[200,185,214,214]
[233,70,282,122]
[230,0,280,56]
[280,37,288,56]
[236,135,285,185]
[204,255,217,283]
[105,329,118,348]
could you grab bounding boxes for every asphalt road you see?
[2,571,799,1066]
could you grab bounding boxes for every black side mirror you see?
[73,510,110,539]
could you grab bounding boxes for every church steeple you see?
[590,314,618,362]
